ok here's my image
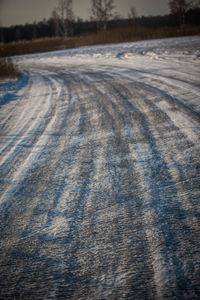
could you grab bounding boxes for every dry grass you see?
[0,57,19,79]
[0,37,76,57]
[77,25,200,46]
[0,25,199,58]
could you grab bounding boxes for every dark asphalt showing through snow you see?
[0,37,200,299]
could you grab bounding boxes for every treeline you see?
[1,7,200,44]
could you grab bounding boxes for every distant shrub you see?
[0,57,19,79]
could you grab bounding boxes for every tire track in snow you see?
[0,38,200,299]
[0,75,61,205]
[96,74,189,298]
[108,71,200,298]
[0,75,53,168]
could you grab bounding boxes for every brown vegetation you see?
[0,25,199,58]
[0,57,19,79]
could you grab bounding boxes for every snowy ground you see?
[0,36,200,299]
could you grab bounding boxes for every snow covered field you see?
[0,36,200,299]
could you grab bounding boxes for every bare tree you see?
[51,9,60,37]
[128,5,137,27]
[91,0,116,31]
[0,22,4,44]
[32,22,37,40]
[53,0,74,37]
[168,0,194,25]
[15,26,21,41]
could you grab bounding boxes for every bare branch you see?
[91,0,117,31]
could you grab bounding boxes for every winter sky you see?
[0,0,170,27]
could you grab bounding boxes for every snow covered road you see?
[0,36,200,299]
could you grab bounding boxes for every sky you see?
[0,0,170,27]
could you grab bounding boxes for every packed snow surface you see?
[0,36,200,299]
